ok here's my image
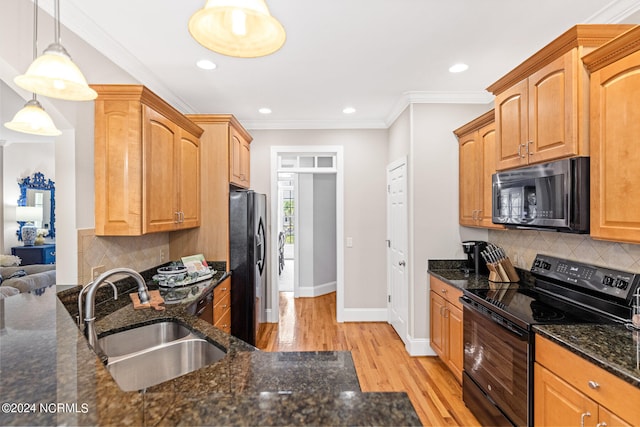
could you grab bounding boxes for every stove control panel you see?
[531,254,640,303]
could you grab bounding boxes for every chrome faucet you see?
[83,268,150,361]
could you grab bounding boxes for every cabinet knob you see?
[441,289,447,293]
[587,380,600,389]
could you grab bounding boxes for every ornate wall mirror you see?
[16,172,55,240]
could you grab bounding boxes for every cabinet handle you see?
[518,144,523,158]
[174,212,180,223]
[580,412,591,427]
[587,380,600,389]
[596,423,607,427]
[477,210,482,220]
[528,141,533,156]
[443,307,449,319]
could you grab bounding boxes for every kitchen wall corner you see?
[489,229,640,272]
[77,228,169,285]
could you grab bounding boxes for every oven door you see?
[462,298,529,426]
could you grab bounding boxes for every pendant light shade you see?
[4,98,61,136]
[189,0,286,58]
[14,0,97,101]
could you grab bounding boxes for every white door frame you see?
[268,146,344,323]
[387,157,409,344]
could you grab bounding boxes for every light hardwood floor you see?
[256,292,481,427]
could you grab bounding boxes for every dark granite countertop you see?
[0,268,420,426]
[428,259,640,390]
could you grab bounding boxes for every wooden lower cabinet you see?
[534,335,639,426]
[429,275,463,383]
[213,278,231,333]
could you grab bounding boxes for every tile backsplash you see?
[489,229,640,272]
[77,228,169,285]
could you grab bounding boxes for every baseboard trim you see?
[405,336,437,356]
[298,281,336,298]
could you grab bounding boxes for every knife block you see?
[487,258,519,283]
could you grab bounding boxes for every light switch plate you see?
[346,237,353,248]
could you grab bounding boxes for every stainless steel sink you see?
[97,321,226,391]
[98,321,193,357]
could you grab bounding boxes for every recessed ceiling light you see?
[196,59,217,70]
[449,63,469,73]
[259,107,272,114]
[343,107,356,114]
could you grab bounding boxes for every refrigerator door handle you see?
[256,218,266,275]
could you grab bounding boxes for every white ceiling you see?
[20,0,640,129]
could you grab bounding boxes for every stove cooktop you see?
[463,254,639,330]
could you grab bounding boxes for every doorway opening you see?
[269,146,344,323]
[277,172,295,292]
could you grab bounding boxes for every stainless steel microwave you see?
[492,157,589,233]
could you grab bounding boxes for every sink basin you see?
[98,321,193,357]
[105,338,226,391]
[97,320,226,391]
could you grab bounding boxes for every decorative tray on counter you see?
[152,268,217,289]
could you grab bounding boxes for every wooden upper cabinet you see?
[583,26,640,243]
[93,85,203,236]
[454,110,503,229]
[488,25,633,171]
[230,124,252,188]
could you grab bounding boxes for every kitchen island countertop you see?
[0,281,420,426]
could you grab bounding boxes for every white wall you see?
[298,173,314,290]
[313,173,337,287]
[388,103,492,353]
[249,128,388,314]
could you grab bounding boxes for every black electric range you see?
[460,254,640,427]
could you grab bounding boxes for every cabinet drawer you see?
[430,276,463,310]
[214,290,230,317]
[214,278,230,301]
[535,335,640,425]
[214,307,231,333]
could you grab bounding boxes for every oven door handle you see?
[460,295,527,338]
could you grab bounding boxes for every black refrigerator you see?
[229,190,267,346]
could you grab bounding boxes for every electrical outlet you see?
[160,249,166,263]
[91,265,106,280]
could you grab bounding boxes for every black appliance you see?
[461,254,639,426]
[492,157,589,233]
[462,240,488,275]
[229,190,267,346]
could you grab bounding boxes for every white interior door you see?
[387,158,408,343]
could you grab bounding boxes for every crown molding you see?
[242,119,389,130]
[584,0,640,23]
[384,91,494,128]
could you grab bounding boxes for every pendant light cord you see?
[54,0,60,44]
[31,0,39,102]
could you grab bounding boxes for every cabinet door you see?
[429,291,446,358]
[598,406,633,427]
[478,122,502,229]
[534,363,598,427]
[458,131,481,226]
[446,304,463,384]
[590,49,640,243]
[230,126,250,188]
[94,99,144,235]
[178,128,201,229]
[495,79,528,170]
[144,106,179,233]
[528,51,578,164]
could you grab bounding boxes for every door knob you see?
[399,261,406,266]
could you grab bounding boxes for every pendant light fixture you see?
[188,0,286,58]
[4,0,61,137]
[14,0,97,101]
